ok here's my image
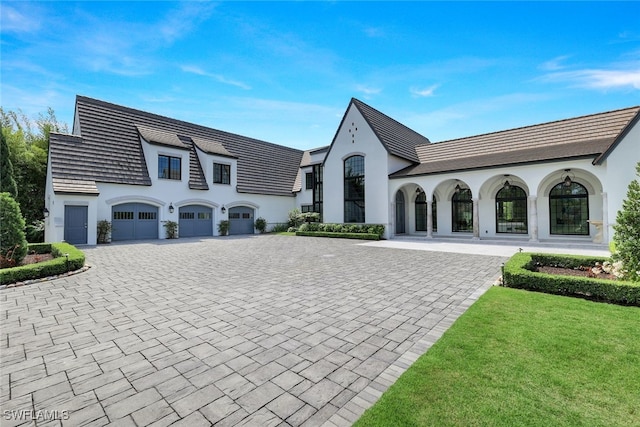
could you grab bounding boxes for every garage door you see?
[179,205,213,237]
[229,206,255,235]
[112,203,159,241]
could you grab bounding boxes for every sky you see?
[2,1,640,150]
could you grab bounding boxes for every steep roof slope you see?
[51,96,304,196]
[325,99,429,164]
[392,106,640,177]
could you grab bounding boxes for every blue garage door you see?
[179,205,213,237]
[229,207,255,235]
[112,203,158,241]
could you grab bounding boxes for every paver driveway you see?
[1,235,506,426]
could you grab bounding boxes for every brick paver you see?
[0,235,506,426]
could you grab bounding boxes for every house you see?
[45,96,640,245]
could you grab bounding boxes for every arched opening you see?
[452,188,473,232]
[549,182,589,235]
[496,185,528,234]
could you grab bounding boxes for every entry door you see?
[64,206,88,245]
[395,191,405,234]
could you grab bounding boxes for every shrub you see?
[218,220,230,236]
[163,220,178,239]
[97,220,112,244]
[295,231,380,240]
[0,242,85,285]
[25,219,45,243]
[502,252,640,306]
[612,161,640,281]
[255,217,267,234]
[288,208,302,228]
[0,192,28,267]
[270,223,288,233]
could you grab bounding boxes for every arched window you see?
[452,188,473,232]
[344,155,365,223]
[550,182,589,235]
[496,185,528,234]
[416,193,437,232]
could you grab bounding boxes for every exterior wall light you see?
[43,207,50,218]
[561,169,573,187]
[502,175,511,190]
[221,205,226,214]
[169,203,175,214]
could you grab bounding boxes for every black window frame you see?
[452,188,473,232]
[496,185,528,234]
[305,172,313,190]
[158,155,181,180]
[549,182,589,236]
[213,163,231,185]
[344,155,365,223]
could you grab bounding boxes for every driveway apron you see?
[1,235,506,426]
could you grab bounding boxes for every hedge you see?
[0,242,85,285]
[295,231,380,240]
[298,222,385,238]
[503,252,640,306]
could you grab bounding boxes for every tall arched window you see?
[432,195,438,232]
[452,188,473,232]
[550,182,589,235]
[395,191,405,234]
[344,155,365,223]
[496,185,528,234]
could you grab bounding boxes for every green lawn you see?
[355,286,640,427]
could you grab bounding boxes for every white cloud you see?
[0,4,42,34]
[355,84,381,97]
[410,84,439,98]
[159,2,218,43]
[539,55,571,71]
[540,66,640,90]
[181,65,251,90]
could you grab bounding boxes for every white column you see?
[426,199,433,239]
[528,195,538,242]
[472,198,479,240]
[602,192,608,244]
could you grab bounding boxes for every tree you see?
[0,131,18,197]
[0,192,28,267]
[612,161,640,282]
[0,107,68,242]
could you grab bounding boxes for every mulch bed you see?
[537,266,616,281]
[21,253,55,265]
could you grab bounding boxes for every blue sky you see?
[2,1,639,150]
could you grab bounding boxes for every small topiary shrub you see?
[163,220,178,239]
[218,220,230,236]
[0,192,28,267]
[97,220,112,244]
[255,217,267,234]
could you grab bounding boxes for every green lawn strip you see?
[355,286,640,427]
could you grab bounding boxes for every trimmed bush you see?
[502,252,640,306]
[255,217,267,234]
[0,242,85,285]
[0,192,28,267]
[296,231,380,240]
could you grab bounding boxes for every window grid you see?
[452,188,473,232]
[344,156,365,223]
[158,155,181,180]
[496,186,528,234]
[213,163,231,184]
[549,182,589,235]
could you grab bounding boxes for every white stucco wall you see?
[389,158,609,242]
[322,105,392,235]
[601,120,640,242]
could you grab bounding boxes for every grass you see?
[355,286,640,427]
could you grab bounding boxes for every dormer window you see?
[158,155,181,180]
[214,163,231,184]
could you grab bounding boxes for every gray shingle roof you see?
[51,96,304,196]
[351,98,429,163]
[392,106,640,178]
